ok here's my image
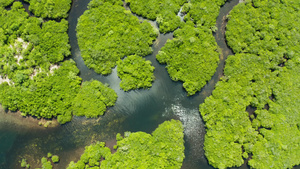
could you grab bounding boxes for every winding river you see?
[0,0,247,168]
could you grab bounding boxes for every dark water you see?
[0,0,244,169]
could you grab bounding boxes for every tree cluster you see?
[155,0,227,96]
[38,157,53,169]
[0,3,70,85]
[0,0,13,7]
[0,60,82,124]
[34,153,60,169]
[67,142,111,169]
[125,0,187,33]
[67,119,185,169]
[0,2,118,124]
[117,55,155,91]
[157,21,219,95]
[76,0,157,75]
[200,0,300,168]
[25,0,72,19]
[182,0,226,29]
[72,80,118,118]
[20,158,30,168]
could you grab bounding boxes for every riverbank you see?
[0,106,59,130]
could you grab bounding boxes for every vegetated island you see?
[76,0,157,75]
[24,120,185,169]
[157,21,219,96]
[200,0,300,168]
[124,0,186,33]
[117,55,155,91]
[0,2,117,124]
[72,80,118,118]
[24,0,72,19]
[156,0,226,96]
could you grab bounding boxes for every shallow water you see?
[0,0,255,169]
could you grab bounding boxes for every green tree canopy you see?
[0,0,14,7]
[25,0,72,19]
[0,3,70,84]
[72,80,118,118]
[67,119,185,169]
[125,0,187,33]
[157,21,219,95]
[200,0,300,168]
[117,55,155,91]
[183,0,226,29]
[76,0,157,75]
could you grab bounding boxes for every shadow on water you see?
[0,0,277,169]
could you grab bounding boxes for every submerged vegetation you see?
[117,55,155,91]
[67,119,185,169]
[200,0,300,168]
[72,80,117,118]
[22,120,184,168]
[29,153,60,169]
[125,0,186,33]
[157,21,219,95]
[25,0,72,19]
[76,0,157,75]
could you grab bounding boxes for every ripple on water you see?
[163,102,207,165]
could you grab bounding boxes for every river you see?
[0,0,246,169]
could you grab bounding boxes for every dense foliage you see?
[67,142,111,169]
[76,0,157,75]
[25,0,72,19]
[0,0,13,7]
[67,120,185,169]
[117,55,155,91]
[157,21,219,95]
[200,0,300,168]
[0,2,117,124]
[0,60,82,124]
[72,80,117,118]
[156,0,226,96]
[182,0,226,29]
[0,3,70,84]
[125,0,186,33]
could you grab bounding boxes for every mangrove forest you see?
[0,0,300,168]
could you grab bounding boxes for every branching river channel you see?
[0,0,270,168]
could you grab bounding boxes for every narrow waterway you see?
[0,0,251,169]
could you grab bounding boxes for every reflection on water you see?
[163,102,209,169]
[0,0,244,169]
